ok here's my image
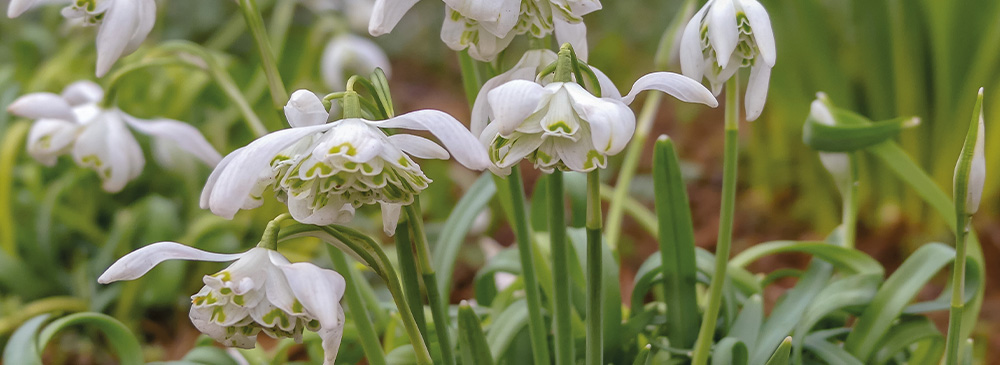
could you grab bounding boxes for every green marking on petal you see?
[547,121,572,133]
[220,287,232,295]
[211,306,226,322]
[233,295,245,306]
[330,142,358,156]
[292,300,304,314]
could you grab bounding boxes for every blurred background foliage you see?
[1,0,999,361]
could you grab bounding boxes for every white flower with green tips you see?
[8,0,156,77]
[680,0,775,120]
[98,242,347,364]
[477,67,717,174]
[7,81,221,192]
[200,90,490,234]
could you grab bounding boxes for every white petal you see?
[95,0,141,77]
[744,64,771,121]
[26,119,79,166]
[380,202,402,236]
[740,0,775,67]
[73,113,144,192]
[287,194,356,226]
[680,2,710,81]
[202,124,335,218]
[466,25,516,62]
[98,242,243,283]
[318,307,346,365]
[369,111,491,170]
[471,50,557,137]
[623,72,719,107]
[590,66,621,99]
[707,0,738,69]
[321,35,391,92]
[123,0,155,55]
[388,134,450,160]
[369,0,420,36]
[439,7,467,52]
[554,18,589,62]
[966,92,986,214]
[564,84,636,155]
[7,92,76,121]
[61,81,105,106]
[276,260,346,329]
[285,90,330,128]
[809,97,835,126]
[553,135,593,171]
[487,80,551,136]
[7,0,40,17]
[444,0,520,37]
[123,114,222,167]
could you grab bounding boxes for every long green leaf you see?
[434,174,496,300]
[713,337,749,365]
[764,337,793,365]
[792,274,880,363]
[802,335,862,365]
[651,136,700,349]
[731,241,883,276]
[2,314,49,365]
[485,299,530,360]
[36,312,143,365]
[728,295,763,350]
[871,316,943,365]
[458,302,494,365]
[750,261,832,365]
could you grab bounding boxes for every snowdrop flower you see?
[201,90,490,234]
[300,0,374,32]
[8,0,157,77]
[809,94,851,188]
[957,88,986,215]
[7,81,221,192]
[98,242,346,364]
[477,69,717,174]
[680,0,775,120]
[321,34,392,92]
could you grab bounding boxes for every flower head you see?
[201,90,490,234]
[9,0,156,77]
[7,81,221,192]
[680,0,775,120]
[98,242,347,364]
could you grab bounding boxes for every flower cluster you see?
[7,81,220,192]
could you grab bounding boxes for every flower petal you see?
[554,17,589,62]
[680,2,710,81]
[380,202,402,236]
[95,0,141,77]
[61,81,105,106]
[287,194,357,226]
[123,114,222,167]
[123,0,155,55]
[589,65,621,99]
[321,35,391,91]
[740,0,775,67]
[707,0,738,69]
[285,90,330,128]
[623,72,719,107]
[318,307,346,365]
[369,0,420,36]
[744,64,771,121]
[26,119,79,166]
[7,0,40,17]
[202,124,335,218]
[276,261,346,330]
[564,84,636,155]
[487,80,551,136]
[369,111,491,170]
[73,112,144,192]
[471,50,556,136]
[98,242,243,283]
[388,134,450,160]
[7,92,76,122]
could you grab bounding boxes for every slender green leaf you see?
[386,345,419,365]
[728,295,763,350]
[434,174,496,299]
[731,241,883,277]
[802,332,862,365]
[485,299,530,360]
[750,261,832,365]
[871,316,943,365]
[712,337,748,365]
[792,274,880,363]
[804,113,917,152]
[458,302,494,365]
[2,314,48,365]
[764,337,793,365]
[36,312,143,365]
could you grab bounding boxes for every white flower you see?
[680,0,775,121]
[201,90,490,234]
[477,69,717,174]
[321,34,392,91]
[809,95,851,188]
[959,88,986,215]
[9,0,157,77]
[300,0,374,32]
[7,81,221,192]
[98,242,347,365]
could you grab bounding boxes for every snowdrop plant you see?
[7,0,156,77]
[7,81,220,192]
[98,217,347,364]
[321,34,392,92]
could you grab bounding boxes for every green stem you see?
[328,247,387,365]
[238,0,288,108]
[842,153,859,249]
[945,217,970,364]
[585,170,603,365]
[549,170,574,365]
[404,201,455,365]
[507,167,553,365]
[0,297,89,335]
[256,213,290,250]
[457,51,483,106]
[691,77,740,365]
[394,219,429,347]
[0,122,28,259]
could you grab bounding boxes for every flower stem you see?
[842,153,859,249]
[328,247,387,365]
[507,167,553,364]
[585,170,603,365]
[945,217,970,364]
[394,219,430,347]
[457,51,482,107]
[257,213,290,250]
[549,170,574,365]
[404,201,456,365]
[0,122,28,259]
[691,76,740,365]
[238,0,288,108]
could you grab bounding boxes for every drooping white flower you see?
[300,0,374,32]
[321,34,392,92]
[201,90,490,234]
[9,0,157,77]
[477,69,717,174]
[7,81,221,192]
[809,94,851,188]
[98,242,347,364]
[679,0,775,121]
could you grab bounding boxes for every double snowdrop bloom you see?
[680,0,775,120]
[201,90,490,234]
[476,63,718,174]
[7,81,221,192]
[98,242,346,364]
[8,0,156,77]
[321,34,391,92]
[370,0,600,61]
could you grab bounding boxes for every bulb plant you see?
[0,1,992,365]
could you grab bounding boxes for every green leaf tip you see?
[954,88,986,215]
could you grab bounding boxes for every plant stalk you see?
[394,219,430,347]
[691,77,740,365]
[507,167,553,365]
[585,170,603,365]
[328,247,387,365]
[404,201,456,365]
[945,217,970,364]
[549,170,574,365]
[238,0,288,108]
